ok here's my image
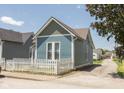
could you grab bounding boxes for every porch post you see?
[34,38,37,63]
[71,36,75,69]
[0,39,3,59]
[31,46,34,64]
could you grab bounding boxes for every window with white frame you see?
[47,42,60,60]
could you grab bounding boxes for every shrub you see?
[117,64,124,78]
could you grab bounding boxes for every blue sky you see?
[0,4,115,50]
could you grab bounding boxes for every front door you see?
[47,42,60,61]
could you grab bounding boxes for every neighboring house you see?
[102,51,112,59]
[93,49,102,60]
[0,28,33,59]
[111,52,116,59]
[32,17,95,69]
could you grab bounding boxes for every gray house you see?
[0,28,33,59]
[32,17,94,69]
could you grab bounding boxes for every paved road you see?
[0,59,124,89]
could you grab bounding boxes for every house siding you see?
[74,39,86,66]
[74,36,93,67]
[37,20,72,60]
[35,18,93,67]
[39,21,69,36]
[2,36,32,59]
[37,36,72,59]
[87,34,93,64]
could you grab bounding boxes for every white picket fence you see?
[0,58,72,75]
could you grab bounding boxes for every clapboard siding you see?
[2,36,32,59]
[74,36,93,66]
[74,39,86,66]
[39,21,69,36]
[37,36,72,59]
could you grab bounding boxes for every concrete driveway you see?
[53,59,124,88]
[1,59,124,89]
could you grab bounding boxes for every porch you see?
[0,58,73,75]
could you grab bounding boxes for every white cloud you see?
[76,5,83,9]
[0,16,24,26]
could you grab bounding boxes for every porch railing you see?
[0,58,73,75]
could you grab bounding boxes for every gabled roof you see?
[34,17,90,40]
[74,28,89,40]
[22,32,34,43]
[34,17,94,48]
[0,28,33,43]
[53,17,84,39]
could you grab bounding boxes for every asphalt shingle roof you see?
[0,28,33,43]
[74,28,89,40]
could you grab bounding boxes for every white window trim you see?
[37,34,71,38]
[46,41,61,61]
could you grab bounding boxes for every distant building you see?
[93,49,102,60]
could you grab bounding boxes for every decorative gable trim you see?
[33,17,75,39]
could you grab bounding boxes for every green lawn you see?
[93,60,102,65]
[113,58,124,78]
[113,58,124,66]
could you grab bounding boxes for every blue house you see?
[32,17,94,70]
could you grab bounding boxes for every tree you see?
[86,4,124,60]
[115,46,124,63]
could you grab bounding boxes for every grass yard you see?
[113,58,124,78]
[93,60,102,65]
[113,58,124,66]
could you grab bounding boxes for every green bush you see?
[117,64,124,78]
[93,59,96,61]
[118,72,124,78]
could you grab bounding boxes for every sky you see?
[0,4,115,50]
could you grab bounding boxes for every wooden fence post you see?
[55,61,59,75]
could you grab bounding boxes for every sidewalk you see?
[1,71,60,81]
